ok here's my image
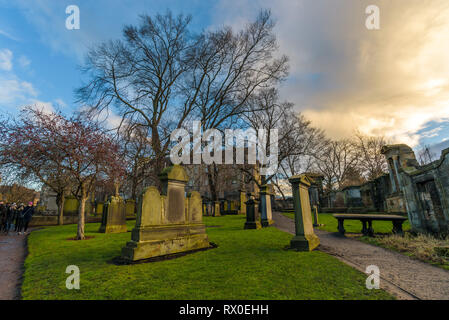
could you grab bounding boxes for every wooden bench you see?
[332,214,407,237]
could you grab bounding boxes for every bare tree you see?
[77,10,288,189]
[313,139,360,191]
[417,145,436,165]
[119,124,154,201]
[240,88,326,198]
[354,132,389,180]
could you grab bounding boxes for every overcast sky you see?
[1,0,448,153]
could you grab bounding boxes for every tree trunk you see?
[56,192,65,226]
[77,187,87,240]
[207,164,218,201]
[114,182,120,197]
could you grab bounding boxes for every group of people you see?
[0,202,35,235]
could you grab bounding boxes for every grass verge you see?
[22,215,393,300]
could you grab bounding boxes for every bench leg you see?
[337,219,345,235]
[368,220,374,237]
[361,220,368,236]
[393,221,404,236]
[361,220,374,237]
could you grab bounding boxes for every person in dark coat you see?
[4,204,14,234]
[0,202,6,233]
[15,204,24,234]
[21,202,35,234]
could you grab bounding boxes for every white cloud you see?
[212,0,449,147]
[0,76,38,106]
[18,55,31,68]
[0,29,19,41]
[28,100,55,114]
[0,49,13,71]
[54,98,67,108]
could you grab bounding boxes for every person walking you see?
[0,202,6,233]
[21,202,35,234]
[4,203,13,234]
[15,204,24,234]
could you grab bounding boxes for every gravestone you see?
[214,201,221,217]
[288,174,320,251]
[125,199,136,217]
[260,184,274,227]
[239,190,247,215]
[99,196,127,233]
[244,196,261,229]
[121,165,210,261]
[202,202,208,216]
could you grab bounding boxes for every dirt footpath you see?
[273,211,449,300]
[0,232,28,300]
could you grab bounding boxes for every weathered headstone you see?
[239,190,247,215]
[121,165,210,261]
[99,196,127,233]
[288,175,320,251]
[202,202,208,216]
[95,202,104,216]
[244,196,261,229]
[260,184,274,227]
[125,199,136,217]
[214,201,221,217]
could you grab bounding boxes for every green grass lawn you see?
[22,215,393,300]
[282,212,410,234]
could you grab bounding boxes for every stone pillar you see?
[214,201,221,217]
[260,184,273,227]
[244,197,261,229]
[288,175,320,251]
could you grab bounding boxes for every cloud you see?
[211,0,449,147]
[0,48,13,71]
[0,76,38,106]
[18,55,31,68]
[54,98,67,108]
[28,100,56,114]
[0,29,19,41]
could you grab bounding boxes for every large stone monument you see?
[99,196,127,233]
[288,174,320,251]
[121,165,211,261]
[260,184,273,227]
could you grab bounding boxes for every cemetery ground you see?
[281,212,449,271]
[20,215,393,300]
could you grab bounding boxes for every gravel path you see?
[0,232,28,300]
[273,211,449,300]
